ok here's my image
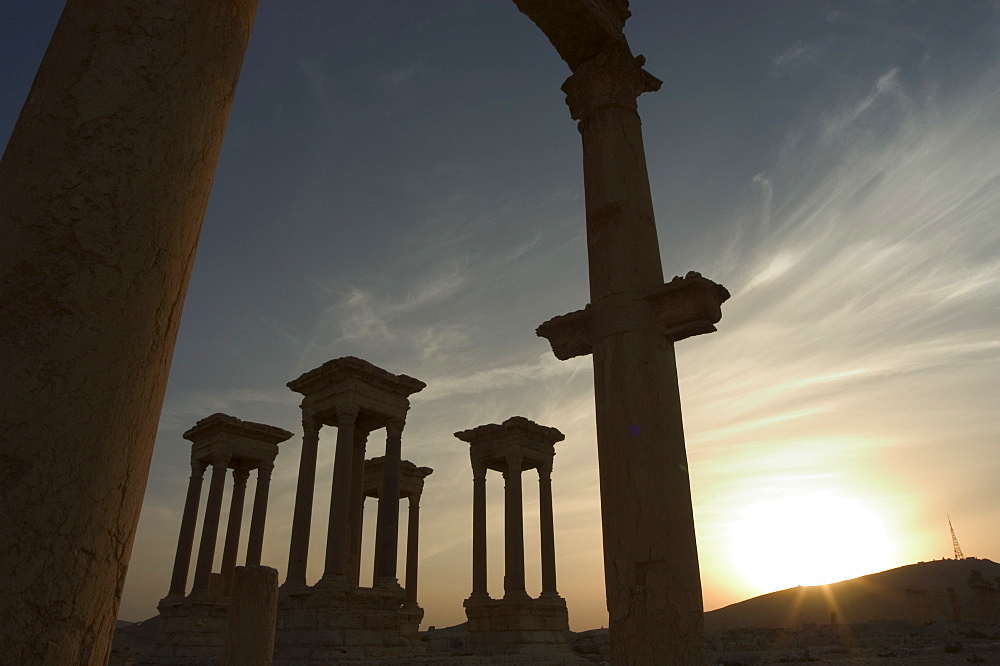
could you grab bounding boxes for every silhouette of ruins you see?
[2,1,729,663]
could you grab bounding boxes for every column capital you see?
[190,458,209,477]
[409,493,421,509]
[505,450,523,475]
[232,468,251,486]
[386,417,405,438]
[472,459,488,480]
[538,460,553,481]
[302,410,321,433]
[335,402,360,423]
[257,461,274,480]
[561,38,661,122]
[209,452,231,470]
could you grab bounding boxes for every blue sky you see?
[3,1,1000,631]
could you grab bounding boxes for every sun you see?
[729,490,896,594]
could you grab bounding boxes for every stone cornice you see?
[286,356,425,399]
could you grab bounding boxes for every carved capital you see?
[301,410,321,436]
[561,38,661,122]
[210,452,231,470]
[538,460,553,481]
[386,417,405,440]
[233,468,251,487]
[257,462,274,481]
[471,457,488,481]
[190,458,209,477]
[335,402,360,425]
[506,451,523,475]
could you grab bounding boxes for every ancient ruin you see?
[515,0,730,662]
[360,457,434,608]
[153,413,291,663]
[455,416,573,656]
[273,356,427,662]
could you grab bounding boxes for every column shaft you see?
[503,454,527,599]
[166,460,208,599]
[322,404,358,580]
[220,468,250,595]
[404,495,420,603]
[286,413,321,587]
[538,466,558,597]
[0,1,259,660]
[471,462,488,599]
[192,458,230,593]
[347,429,369,586]
[245,463,273,567]
[373,420,404,584]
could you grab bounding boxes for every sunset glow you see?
[729,491,897,593]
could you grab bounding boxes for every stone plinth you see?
[272,586,425,664]
[463,597,572,656]
[149,595,229,665]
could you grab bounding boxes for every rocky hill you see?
[705,557,1000,632]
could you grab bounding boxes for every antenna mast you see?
[948,515,964,560]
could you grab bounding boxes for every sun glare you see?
[729,491,896,594]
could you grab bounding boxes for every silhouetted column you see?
[374,419,404,586]
[503,452,527,600]
[322,403,358,582]
[347,429,369,586]
[192,454,231,594]
[245,462,273,567]
[471,460,488,600]
[0,1,259,660]
[285,412,321,588]
[566,39,706,662]
[220,468,250,595]
[538,463,558,597]
[166,459,210,599]
[404,494,421,603]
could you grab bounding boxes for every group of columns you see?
[471,455,558,601]
[166,456,274,601]
[284,405,407,591]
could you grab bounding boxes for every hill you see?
[705,557,1000,633]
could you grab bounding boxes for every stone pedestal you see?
[464,597,572,656]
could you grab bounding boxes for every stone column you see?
[404,494,421,604]
[471,459,489,600]
[220,468,251,595]
[563,41,705,662]
[285,412,321,588]
[0,1,259,661]
[347,429,370,586]
[373,418,404,586]
[538,462,558,598]
[192,454,231,594]
[166,459,210,600]
[322,403,359,583]
[245,462,273,567]
[503,451,527,600]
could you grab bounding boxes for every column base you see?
[464,594,572,656]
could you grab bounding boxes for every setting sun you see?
[729,491,897,594]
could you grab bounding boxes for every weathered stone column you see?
[373,418,404,586]
[565,42,707,663]
[0,1,259,660]
[193,454,232,594]
[221,468,251,595]
[538,462,558,598]
[222,566,278,666]
[285,412,321,588]
[348,428,370,586]
[471,460,489,600]
[404,494,421,603]
[322,403,359,583]
[503,452,528,600]
[245,462,273,567]
[166,459,210,600]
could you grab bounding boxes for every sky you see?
[3,0,1000,632]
